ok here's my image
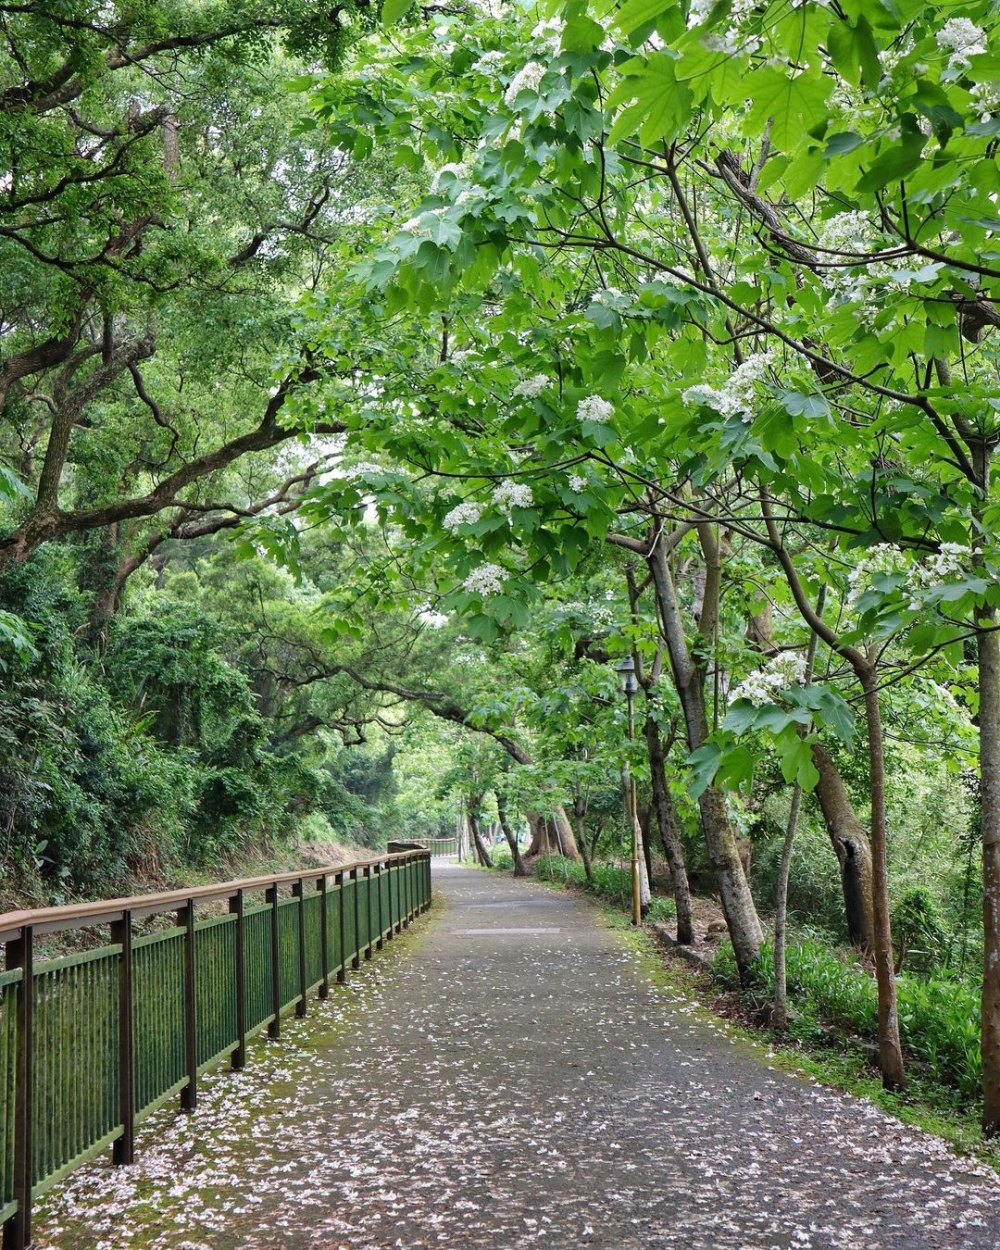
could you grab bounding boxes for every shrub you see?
[712,937,984,1101]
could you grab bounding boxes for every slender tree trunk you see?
[772,783,803,1031]
[978,609,1000,1133]
[859,666,906,1090]
[571,793,594,886]
[639,803,654,883]
[646,533,762,975]
[468,805,493,868]
[811,743,876,951]
[644,717,694,944]
[496,792,527,878]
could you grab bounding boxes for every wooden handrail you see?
[0,849,425,940]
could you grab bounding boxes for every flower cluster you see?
[492,480,533,513]
[400,206,449,238]
[847,542,974,613]
[689,0,760,54]
[591,287,628,307]
[577,394,614,424]
[814,211,938,301]
[349,461,395,479]
[729,652,809,708]
[430,162,469,193]
[463,563,506,596]
[845,543,902,610]
[472,49,505,74]
[568,474,588,493]
[531,17,564,55]
[816,211,876,256]
[972,81,1000,122]
[906,543,971,608]
[937,18,986,72]
[513,374,549,399]
[504,62,546,108]
[443,501,483,532]
[682,351,774,423]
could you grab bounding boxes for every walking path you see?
[35,867,1000,1248]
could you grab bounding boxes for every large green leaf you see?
[744,67,833,152]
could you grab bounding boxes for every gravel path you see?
[34,866,1000,1249]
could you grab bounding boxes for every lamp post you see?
[615,655,642,927]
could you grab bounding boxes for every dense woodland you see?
[5,0,1000,1131]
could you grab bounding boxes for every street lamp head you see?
[615,655,638,696]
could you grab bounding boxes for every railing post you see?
[267,884,281,1039]
[336,871,347,983]
[393,858,402,936]
[294,879,307,1017]
[179,901,198,1111]
[319,876,330,1000]
[375,860,384,951]
[112,910,134,1165]
[351,867,361,970]
[403,856,411,928]
[4,926,33,1250]
[230,890,246,1070]
[363,865,373,961]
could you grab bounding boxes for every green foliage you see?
[714,938,983,1101]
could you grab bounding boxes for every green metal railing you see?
[0,848,431,1249]
[389,837,459,860]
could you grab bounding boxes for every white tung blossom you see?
[972,81,1000,121]
[937,18,987,71]
[846,543,903,610]
[492,480,533,513]
[472,49,505,74]
[577,394,615,424]
[906,543,972,608]
[430,162,469,192]
[568,474,588,493]
[730,652,808,708]
[591,286,626,306]
[463,563,506,596]
[513,374,549,399]
[682,351,774,423]
[504,62,546,108]
[443,501,483,532]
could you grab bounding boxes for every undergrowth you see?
[713,938,983,1102]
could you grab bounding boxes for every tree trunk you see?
[772,783,803,1031]
[496,792,527,878]
[571,794,594,887]
[978,609,1000,1133]
[646,532,762,975]
[523,806,580,861]
[639,802,654,884]
[858,666,906,1090]
[644,717,694,943]
[811,743,876,952]
[468,806,493,868]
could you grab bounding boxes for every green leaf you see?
[855,124,925,192]
[614,0,670,36]
[381,0,412,26]
[607,54,693,146]
[779,390,831,418]
[686,742,722,799]
[744,67,833,152]
[826,15,880,90]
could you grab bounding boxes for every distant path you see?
[35,866,1000,1249]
